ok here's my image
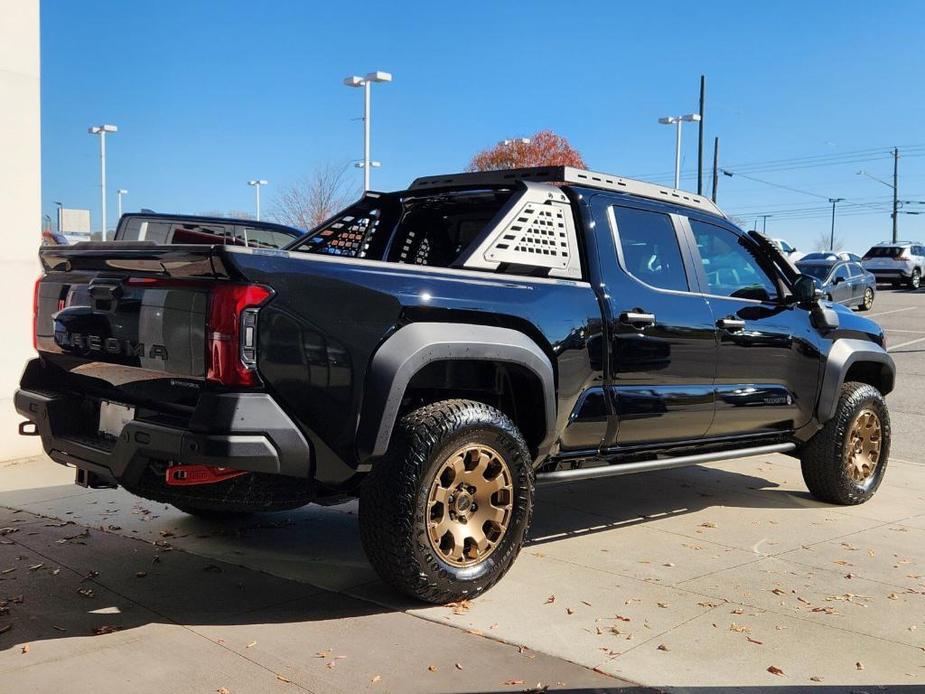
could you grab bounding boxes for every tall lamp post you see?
[828,197,845,250]
[343,71,392,192]
[88,124,118,240]
[248,179,268,221]
[658,113,701,189]
[116,189,128,220]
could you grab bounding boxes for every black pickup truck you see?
[17,166,895,603]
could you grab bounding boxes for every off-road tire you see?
[909,269,921,290]
[359,399,534,604]
[122,461,314,515]
[858,287,874,311]
[800,382,890,505]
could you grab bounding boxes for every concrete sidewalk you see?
[2,290,925,693]
[0,501,623,693]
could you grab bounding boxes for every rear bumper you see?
[868,269,912,281]
[15,381,312,486]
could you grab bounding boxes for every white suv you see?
[862,241,925,289]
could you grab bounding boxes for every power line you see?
[721,170,832,200]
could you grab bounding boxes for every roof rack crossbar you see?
[409,166,725,218]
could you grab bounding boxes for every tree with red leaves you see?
[467,130,587,172]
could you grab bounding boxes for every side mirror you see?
[792,274,822,305]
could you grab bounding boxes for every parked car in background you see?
[113,213,302,249]
[862,241,925,289]
[796,257,876,311]
[771,238,804,262]
[801,251,863,263]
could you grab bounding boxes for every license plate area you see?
[98,400,135,439]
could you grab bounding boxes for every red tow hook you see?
[165,465,248,486]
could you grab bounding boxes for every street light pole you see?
[116,189,127,220]
[892,147,899,243]
[248,180,268,221]
[658,114,701,189]
[344,71,392,192]
[828,197,844,250]
[88,124,118,240]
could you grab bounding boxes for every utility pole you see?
[828,197,844,250]
[892,147,899,243]
[758,214,772,233]
[711,137,720,203]
[697,75,705,196]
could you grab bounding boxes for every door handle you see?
[717,317,746,331]
[620,311,656,328]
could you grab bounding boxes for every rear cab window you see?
[290,189,568,275]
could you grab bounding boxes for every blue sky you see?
[41,0,925,253]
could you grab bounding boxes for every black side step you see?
[536,443,797,486]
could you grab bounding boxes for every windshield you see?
[797,263,832,281]
[864,246,904,259]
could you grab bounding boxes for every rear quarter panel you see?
[223,248,603,481]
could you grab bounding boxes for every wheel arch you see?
[817,338,895,423]
[356,323,557,464]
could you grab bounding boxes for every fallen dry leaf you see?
[21,644,29,654]
[427,665,438,672]
[545,595,556,604]
[246,641,256,648]
[371,675,381,684]
[446,599,471,615]
[731,607,744,615]
[454,663,463,671]
[810,676,823,682]
[730,623,750,633]
[92,625,122,635]
[566,607,574,615]
[856,661,864,670]
[656,602,670,608]
[276,674,291,683]
[217,689,230,694]
[504,680,526,686]
[657,643,669,651]
[746,636,763,645]
[700,521,717,528]
[771,588,786,596]
[767,665,785,676]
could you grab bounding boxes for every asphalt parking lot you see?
[2,287,925,693]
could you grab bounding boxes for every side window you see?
[237,227,292,249]
[833,264,850,282]
[611,206,689,292]
[689,220,779,302]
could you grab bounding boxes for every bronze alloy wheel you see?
[426,444,514,568]
[845,409,882,483]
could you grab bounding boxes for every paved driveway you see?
[2,288,925,692]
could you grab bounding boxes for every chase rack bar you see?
[409,166,725,218]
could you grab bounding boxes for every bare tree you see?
[814,231,844,251]
[271,162,359,231]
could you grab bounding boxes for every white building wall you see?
[0,1,42,460]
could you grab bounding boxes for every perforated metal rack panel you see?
[462,182,582,279]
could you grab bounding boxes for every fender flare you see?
[356,322,556,461]
[816,338,895,423]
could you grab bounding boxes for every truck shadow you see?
[0,460,835,656]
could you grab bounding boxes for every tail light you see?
[32,276,41,351]
[206,283,272,386]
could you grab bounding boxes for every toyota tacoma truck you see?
[17,166,895,603]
